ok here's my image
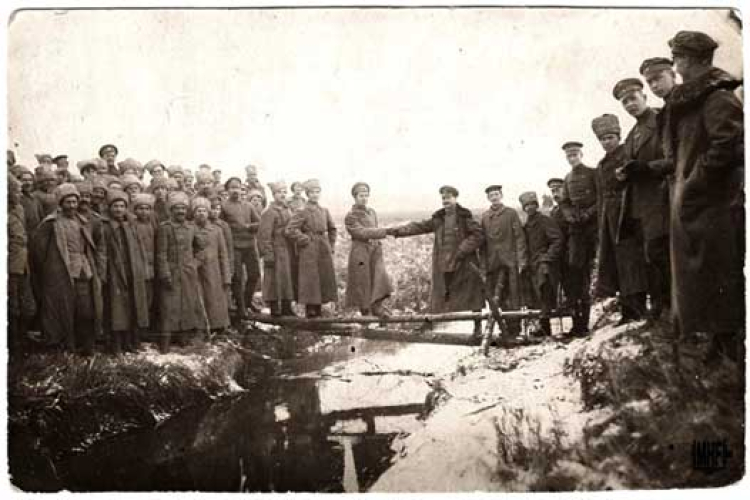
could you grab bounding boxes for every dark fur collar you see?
[668,67,742,108]
[432,204,473,220]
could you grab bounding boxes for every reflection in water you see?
[51,373,424,492]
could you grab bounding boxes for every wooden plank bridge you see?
[244,309,571,348]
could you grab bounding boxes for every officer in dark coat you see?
[558,142,597,335]
[613,78,672,324]
[520,191,563,337]
[591,114,649,324]
[663,31,744,358]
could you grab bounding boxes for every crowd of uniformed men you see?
[6,30,744,359]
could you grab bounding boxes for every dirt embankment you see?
[7,329,320,491]
[372,319,745,492]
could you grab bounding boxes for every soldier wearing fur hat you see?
[591,114,649,325]
[97,190,151,354]
[479,184,526,338]
[613,77,672,324]
[77,158,103,181]
[344,182,394,317]
[132,193,157,326]
[76,181,103,239]
[7,174,36,360]
[144,159,166,179]
[53,155,71,184]
[558,141,597,336]
[389,185,484,332]
[664,31,744,358]
[192,196,232,332]
[519,191,563,337]
[90,177,109,216]
[31,183,103,355]
[156,192,206,352]
[259,181,298,317]
[285,179,338,318]
[149,176,171,224]
[222,176,262,318]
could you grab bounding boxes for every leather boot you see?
[281,301,298,317]
[270,301,282,317]
[159,332,171,353]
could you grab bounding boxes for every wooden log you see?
[245,309,569,327]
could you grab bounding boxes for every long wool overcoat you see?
[344,205,393,309]
[157,220,206,332]
[98,217,151,332]
[393,205,485,313]
[258,202,296,302]
[31,211,103,345]
[194,221,232,329]
[285,201,338,305]
[595,144,649,298]
[663,67,745,335]
[523,212,564,300]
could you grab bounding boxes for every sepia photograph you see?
[3,2,745,493]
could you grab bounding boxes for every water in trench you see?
[30,337,471,492]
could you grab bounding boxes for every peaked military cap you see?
[561,141,583,151]
[547,177,565,188]
[98,144,118,158]
[439,185,459,197]
[613,78,644,100]
[668,30,718,57]
[639,57,673,77]
[484,184,503,194]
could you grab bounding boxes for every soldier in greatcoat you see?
[132,193,157,327]
[32,183,103,355]
[34,168,59,216]
[258,182,298,317]
[286,179,338,318]
[390,185,484,335]
[245,164,268,209]
[344,182,394,317]
[192,197,232,332]
[208,192,235,312]
[285,179,338,318]
[98,190,151,354]
[612,78,672,324]
[98,143,119,177]
[13,165,44,237]
[149,176,171,224]
[222,177,262,318]
[591,114,649,324]
[559,141,598,335]
[663,31,744,358]
[156,192,206,351]
[7,174,36,360]
[519,191,563,337]
[479,184,527,336]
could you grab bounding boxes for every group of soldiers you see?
[6,29,744,359]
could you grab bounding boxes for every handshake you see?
[384,227,400,238]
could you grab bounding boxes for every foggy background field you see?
[7,8,742,217]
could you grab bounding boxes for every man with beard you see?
[32,183,102,355]
[664,31,744,359]
[613,77,672,325]
[591,113,649,324]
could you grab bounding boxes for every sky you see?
[6,7,743,216]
